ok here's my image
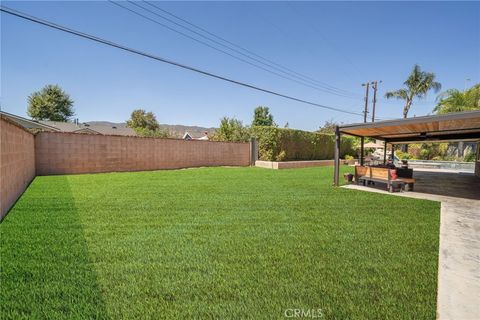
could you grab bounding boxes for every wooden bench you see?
[354,166,416,192]
[397,178,415,191]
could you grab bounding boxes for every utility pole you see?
[360,82,370,165]
[371,80,382,122]
[362,82,370,123]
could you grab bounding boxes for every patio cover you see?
[339,110,480,143]
[332,110,480,186]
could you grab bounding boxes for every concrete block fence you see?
[35,132,251,175]
[0,116,251,218]
[0,117,36,218]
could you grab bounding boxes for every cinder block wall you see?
[0,117,36,218]
[35,132,251,175]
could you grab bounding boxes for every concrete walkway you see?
[343,170,480,320]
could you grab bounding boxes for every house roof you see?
[182,131,209,140]
[182,132,193,140]
[39,120,137,136]
[0,111,137,136]
[0,111,60,131]
[339,110,480,143]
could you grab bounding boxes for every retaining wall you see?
[0,117,36,218]
[255,159,356,169]
[35,132,251,175]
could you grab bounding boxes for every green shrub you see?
[345,155,354,161]
[420,149,432,160]
[134,127,170,138]
[251,126,356,161]
[210,117,250,142]
[396,151,412,160]
[276,150,287,161]
[464,151,476,162]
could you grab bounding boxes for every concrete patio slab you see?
[342,170,480,320]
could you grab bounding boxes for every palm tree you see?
[433,84,480,114]
[432,84,480,159]
[385,64,442,118]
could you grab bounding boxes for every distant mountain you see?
[159,124,217,138]
[85,121,216,138]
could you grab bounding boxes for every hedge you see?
[251,126,357,161]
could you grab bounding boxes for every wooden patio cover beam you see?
[339,110,480,142]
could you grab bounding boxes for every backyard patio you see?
[343,168,480,320]
[0,166,440,319]
[333,111,480,319]
[347,169,480,200]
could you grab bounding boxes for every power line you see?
[0,5,364,117]
[109,0,359,99]
[141,0,360,98]
[136,1,358,98]
[109,1,355,99]
[135,1,349,96]
[285,2,365,79]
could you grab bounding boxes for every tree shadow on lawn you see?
[0,175,108,319]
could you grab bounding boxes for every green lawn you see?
[1,167,440,319]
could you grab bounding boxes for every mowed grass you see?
[1,167,440,319]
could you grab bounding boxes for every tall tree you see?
[126,109,170,138]
[27,84,74,121]
[126,109,160,131]
[433,84,480,159]
[211,117,250,142]
[252,106,275,126]
[433,84,480,114]
[385,64,441,118]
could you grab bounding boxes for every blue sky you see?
[1,1,479,130]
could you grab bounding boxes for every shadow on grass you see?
[0,175,108,319]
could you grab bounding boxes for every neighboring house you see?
[182,131,209,141]
[1,111,213,139]
[0,111,60,132]
[0,111,136,136]
[182,132,193,140]
[39,119,136,136]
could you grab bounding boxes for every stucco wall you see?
[35,132,251,175]
[0,117,36,219]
